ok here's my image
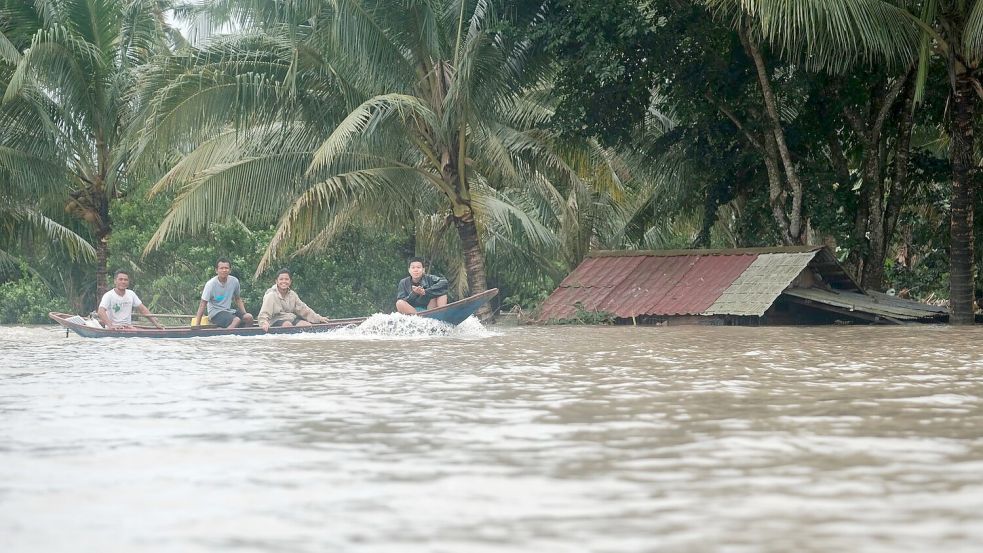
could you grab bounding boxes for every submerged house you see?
[535,246,947,325]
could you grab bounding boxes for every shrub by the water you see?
[0,273,73,324]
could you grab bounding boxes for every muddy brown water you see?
[2,318,982,552]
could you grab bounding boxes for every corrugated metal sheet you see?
[590,246,823,257]
[534,286,589,321]
[558,255,645,288]
[657,255,757,315]
[535,256,645,321]
[535,246,946,324]
[536,252,757,320]
[599,254,755,316]
[596,255,699,316]
[783,288,948,320]
[704,252,818,316]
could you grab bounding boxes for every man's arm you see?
[294,298,328,323]
[425,274,449,298]
[235,295,248,314]
[194,299,207,326]
[137,304,163,329]
[395,279,412,301]
[97,306,113,329]
[257,293,276,331]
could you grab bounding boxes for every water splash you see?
[245,312,496,341]
[339,312,493,339]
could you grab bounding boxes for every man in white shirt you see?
[97,270,163,330]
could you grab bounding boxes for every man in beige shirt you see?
[257,269,330,332]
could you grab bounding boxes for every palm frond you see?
[0,202,95,262]
[965,0,983,58]
[256,165,424,273]
[0,144,69,196]
[143,147,320,254]
[0,28,21,63]
[323,0,418,91]
[3,23,104,110]
[472,184,558,252]
[307,93,437,175]
[701,0,920,72]
[119,0,176,69]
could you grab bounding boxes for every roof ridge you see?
[589,246,824,258]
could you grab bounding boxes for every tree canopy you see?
[0,0,979,324]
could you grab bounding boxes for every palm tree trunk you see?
[95,232,109,298]
[441,146,491,319]
[857,135,884,290]
[453,212,491,318]
[948,70,977,324]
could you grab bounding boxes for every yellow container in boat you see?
[191,315,210,326]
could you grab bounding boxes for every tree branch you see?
[704,91,764,152]
[871,69,912,145]
[841,106,867,137]
[740,26,804,242]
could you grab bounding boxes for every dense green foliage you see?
[2,0,982,325]
[0,267,73,324]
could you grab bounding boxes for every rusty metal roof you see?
[536,246,944,324]
[558,255,645,288]
[615,254,755,316]
[537,249,762,321]
[589,245,823,257]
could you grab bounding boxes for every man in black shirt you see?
[395,257,449,314]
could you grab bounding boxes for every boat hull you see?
[50,288,497,338]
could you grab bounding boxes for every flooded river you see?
[2,319,982,552]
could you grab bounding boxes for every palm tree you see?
[0,2,94,277]
[0,0,178,296]
[700,0,983,322]
[142,0,642,313]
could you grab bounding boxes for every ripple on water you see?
[2,324,983,552]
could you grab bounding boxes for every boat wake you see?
[331,312,494,339]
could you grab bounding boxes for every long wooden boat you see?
[50,288,498,339]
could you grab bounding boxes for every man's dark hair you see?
[113,269,130,279]
[408,256,426,267]
[216,257,232,268]
[276,268,292,278]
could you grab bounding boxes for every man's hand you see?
[260,321,270,332]
[319,316,330,323]
[412,285,426,296]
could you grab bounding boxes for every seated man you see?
[98,270,163,330]
[395,257,448,314]
[257,268,330,332]
[194,257,254,328]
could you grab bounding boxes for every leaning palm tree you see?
[143,0,641,312]
[0,0,178,295]
[0,3,93,275]
[700,0,983,323]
